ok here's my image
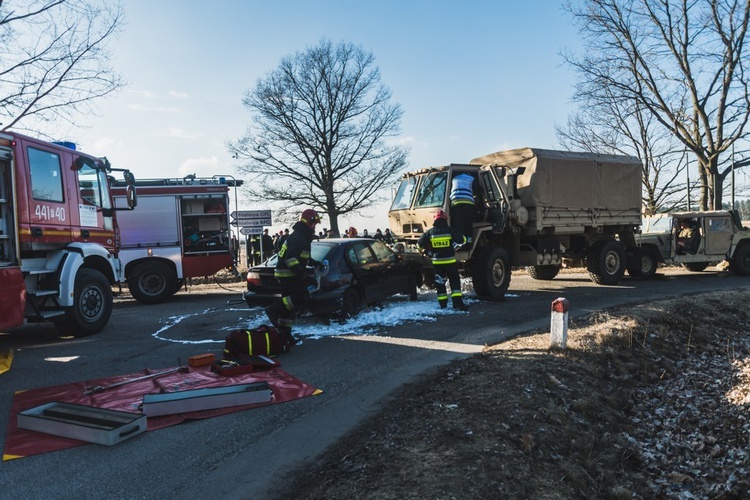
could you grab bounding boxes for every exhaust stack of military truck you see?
[388,147,643,299]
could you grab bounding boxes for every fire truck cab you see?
[0,132,135,336]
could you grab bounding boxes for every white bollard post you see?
[550,297,569,349]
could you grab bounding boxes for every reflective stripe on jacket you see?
[450,173,475,206]
[274,221,315,279]
[417,219,465,265]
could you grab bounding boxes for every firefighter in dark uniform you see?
[265,209,322,345]
[417,210,468,311]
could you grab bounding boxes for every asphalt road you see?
[2,268,749,498]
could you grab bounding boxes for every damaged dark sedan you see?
[244,238,422,318]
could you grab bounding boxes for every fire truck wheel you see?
[54,268,113,337]
[128,261,177,304]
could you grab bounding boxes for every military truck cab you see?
[389,148,644,299]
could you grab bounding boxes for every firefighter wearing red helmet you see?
[265,208,322,345]
[417,209,468,311]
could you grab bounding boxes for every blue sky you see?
[74,0,581,232]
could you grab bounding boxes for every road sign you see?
[240,227,264,235]
[230,209,272,220]
[231,217,272,227]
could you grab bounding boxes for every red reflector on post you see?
[551,297,569,313]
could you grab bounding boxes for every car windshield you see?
[311,243,333,262]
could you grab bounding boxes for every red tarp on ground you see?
[3,365,321,461]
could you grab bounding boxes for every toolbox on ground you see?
[141,382,273,417]
[17,402,146,446]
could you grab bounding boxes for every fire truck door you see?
[74,161,115,250]
[23,144,74,251]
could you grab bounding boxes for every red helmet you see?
[300,209,321,228]
[434,209,448,220]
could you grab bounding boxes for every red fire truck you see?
[111,176,243,304]
[0,132,136,336]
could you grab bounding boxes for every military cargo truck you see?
[634,210,750,277]
[388,148,643,299]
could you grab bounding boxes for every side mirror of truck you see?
[125,185,137,210]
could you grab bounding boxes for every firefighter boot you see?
[264,303,282,329]
[278,325,299,347]
[438,298,448,309]
[453,296,468,311]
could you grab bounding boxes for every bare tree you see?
[228,39,409,237]
[0,0,125,136]
[564,0,750,210]
[557,87,688,214]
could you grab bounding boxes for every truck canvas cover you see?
[471,148,642,211]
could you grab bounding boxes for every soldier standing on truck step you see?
[418,210,468,311]
[450,172,476,244]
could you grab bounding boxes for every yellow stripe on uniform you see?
[430,235,451,248]
[0,350,13,375]
[432,257,457,264]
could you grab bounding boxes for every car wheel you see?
[408,272,420,301]
[340,287,362,318]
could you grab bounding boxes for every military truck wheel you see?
[128,261,177,304]
[471,246,511,299]
[526,265,560,280]
[729,245,750,276]
[54,268,112,337]
[683,262,709,272]
[587,239,626,285]
[626,248,658,279]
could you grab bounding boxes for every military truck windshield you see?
[414,172,447,208]
[390,176,417,210]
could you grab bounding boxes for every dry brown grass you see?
[277,289,750,499]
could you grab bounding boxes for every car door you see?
[370,239,409,297]
[345,241,381,301]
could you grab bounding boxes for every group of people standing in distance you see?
[417,172,476,312]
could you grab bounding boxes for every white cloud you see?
[161,128,202,140]
[84,136,122,156]
[168,90,190,99]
